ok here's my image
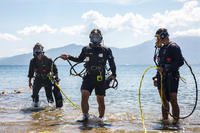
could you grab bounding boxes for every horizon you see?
[1,0,200,57]
[1,35,200,58]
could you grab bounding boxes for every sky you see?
[0,0,200,57]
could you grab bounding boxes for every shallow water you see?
[0,65,199,133]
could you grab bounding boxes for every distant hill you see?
[0,36,199,65]
[0,44,83,65]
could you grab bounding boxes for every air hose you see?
[153,46,198,119]
[138,63,198,131]
[50,56,81,110]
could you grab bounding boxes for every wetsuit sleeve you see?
[68,47,86,62]
[28,59,34,78]
[107,48,116,77]
[169,45,184,71]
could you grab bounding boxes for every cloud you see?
[66,0,200,37]
[60,25,86,35]
[151,0,200,28]
[173,29,200,36]
[15,0,200,41]
[18,24,57,36]
[0,33,21,41]
[82,10,150,35]
[59,10,149,37]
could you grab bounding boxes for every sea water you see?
[0,65,199,133]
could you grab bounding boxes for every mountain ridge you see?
[0,36,199,65]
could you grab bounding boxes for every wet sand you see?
[1,121,200,133]
[1,107,200,133]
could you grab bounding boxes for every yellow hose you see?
[138,66,164,133]
[54,82,81,110]
[54,82,81,111]
[47,73,81,111]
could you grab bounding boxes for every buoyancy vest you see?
[33,56,52,78]
[83,46,110,75]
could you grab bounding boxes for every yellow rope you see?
[138,66,155,132]
[53,82,81,111]
[47,72,81,111]
[138,66,165,133]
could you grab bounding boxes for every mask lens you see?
[35,52,42,55]
[90,33,101,44]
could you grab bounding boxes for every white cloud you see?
[13,0,200,45]
[82,10,150,35]
[0,33,21,41]
[151,0,200,28]
[18,24,57,36]
[61,12,145,35]
[60,25,86,35]
[70,0,200,37]
[174,29,200,36]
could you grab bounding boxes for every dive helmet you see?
[155,28,169,40]
[89,29,103,45]
[33,43,44,57]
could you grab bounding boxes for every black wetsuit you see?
[28,56,63,107]
[156,42,184,100]
[68,45,116,96]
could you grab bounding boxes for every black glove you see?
[152,76,158,87]
[111,73,116,78]
[53,76,60,83]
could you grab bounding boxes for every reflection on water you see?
[0,65,200,133]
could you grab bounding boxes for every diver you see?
[153,28,184,125]
[28,43,63,108]
[60,29,117,122]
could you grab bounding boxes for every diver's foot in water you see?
[97,117,104,125]
[56,99,63,108]
[77,114,89,123]
[32,102,39,108]
[161,119,170,125]
[48,101,54,107]
[172,119,179,126]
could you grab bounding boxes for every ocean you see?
[0,65,199,133]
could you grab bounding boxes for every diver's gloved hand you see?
[28,78,33,89]
[29,81,33,89]
[53,76,60,83]
[109,74,116,80]
[152,76,158,87]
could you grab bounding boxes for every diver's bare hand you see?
[60,54,69,60]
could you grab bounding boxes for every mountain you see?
[0,36,200,65]
[113,36,200,65]
[0,44,83,65]
[173,36,200,64]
